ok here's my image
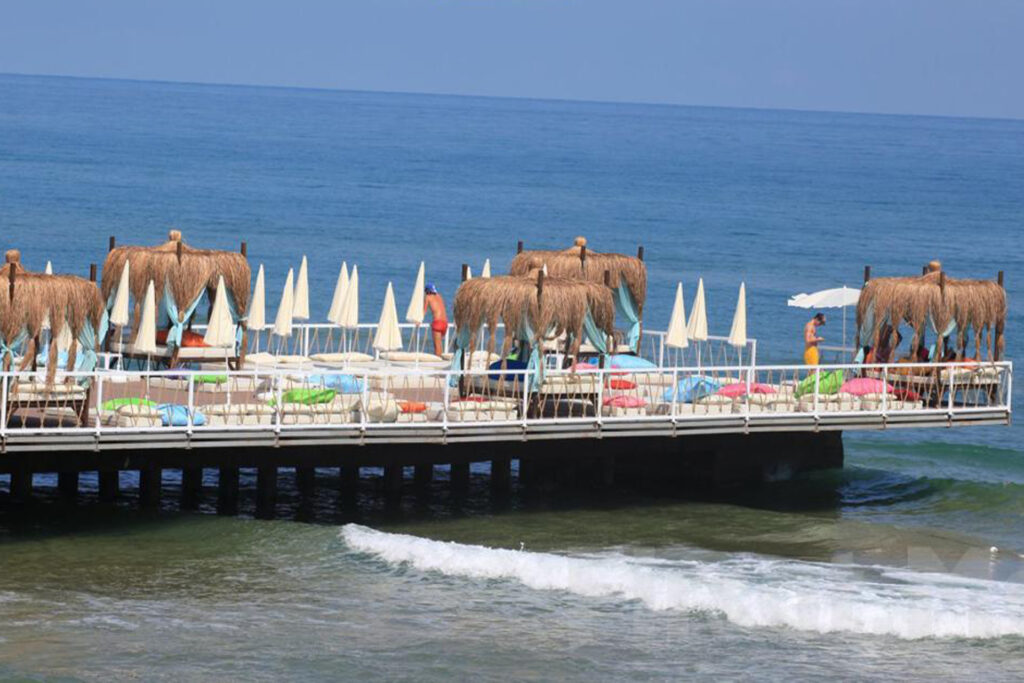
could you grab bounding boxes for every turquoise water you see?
[1,73,1023,680]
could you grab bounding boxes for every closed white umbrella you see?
[135,280,158,354]
[293,255,310,320]
[481,259,491,278]
[110,260,132,328]
[373,282,403,352]
[248,264,267,331]
[41,261,55,330]
[728,283,747,348]
[203,276,236,347]
[405,261,425,324]
[339,265,359,329]
[327,262,349,325]
[273,268,295,338]
[665,282,689,349]
[465,265,473,281]
[687,278,708,342]
[45,261,53,275]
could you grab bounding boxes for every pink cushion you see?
[840,378,894,396]
[570,363,599,373]
[603,395,647,408]
[717,382,776,398]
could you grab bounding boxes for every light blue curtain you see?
[222,286,245,351]
[613,282,641,352]
[520,318,543,389]
[447,325,474,387]
[854,300,876,363]
[161,282,205,348]
[581,309,609,356]
[0,330,28,366]
[76,319,100,383]
[928,317,957,360]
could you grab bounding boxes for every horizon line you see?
[2,70,1022,124]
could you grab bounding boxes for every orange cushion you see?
[607,378,636,390]
[153,329,210,348]
[398,400,427,414]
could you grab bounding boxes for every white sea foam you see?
[341,524,1024,640]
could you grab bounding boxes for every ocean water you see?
[1,73,1023,680]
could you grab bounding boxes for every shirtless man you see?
[423,283,448,356]
[804,313,826,365]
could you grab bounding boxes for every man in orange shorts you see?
[803,312,825,365]
[424,283,448,357]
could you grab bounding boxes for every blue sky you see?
[1,0,1022,119]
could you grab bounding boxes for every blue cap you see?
[425,282,439,294]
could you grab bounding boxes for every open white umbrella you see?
[135,280,158,354]
[481,259,491,278]
[665,283,689,349]
[405,261,425,324]
[687,278,708,342]
[728,282,747,349]
[203,276,236,347]
[293,255,310,320]
[327,262,349,325]
[110,260,132,328]
[248,264,267,331]
[787,285,860,350]
[273,268,295,338]
[339,265,359,329]
[373,283,403,352]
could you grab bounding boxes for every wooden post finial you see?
[516,240,524,254]
[108,235,116,252]
[89,263,97,283]
[461,263,469,282]
[240,241,247,257]
[637,245,645,261]
[998,270,1005,287]
[922,265,928,276]
[863,265,871,283]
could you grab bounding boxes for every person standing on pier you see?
[423,283,449,357]
[804,313,826,365]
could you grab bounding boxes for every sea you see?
[1,73,1023,681]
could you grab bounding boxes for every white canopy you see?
[481,259,491,278]
[273,268,295,338]
[293,255,310,320]
[327,262,349,325]
[135,280,158,354]
[339,265,359,329]
[787,286,860,309]
[203,276,236,348]
[373,282,403,352]
[405,261,425,325]
[248,264,267,331]
[665,282,688,349]
[687,278,708,342]
[727,282,747,348]
[109,260,132,328]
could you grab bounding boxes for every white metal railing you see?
[0,360,1011,439]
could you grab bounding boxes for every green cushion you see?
[101,397,156,411]
[269,388,337,406]
[795,370,845,398]
[195,374,228,384]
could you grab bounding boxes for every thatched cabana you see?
[508,237,646,350]
[101,230,251,353]
[855,267,1007,361]
[452,274,615,385]
[0,269,107,382]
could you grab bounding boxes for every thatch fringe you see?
[0,271,106,383]
[454,275,615,358]
[856,270,1007,359]
[508,240,647,307]
[101,231,251,324]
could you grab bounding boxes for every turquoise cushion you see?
[609,354,657,370]
[157,404,206,427]
[663,376,721,403]
[306,374,363,394]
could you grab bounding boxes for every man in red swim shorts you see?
[423,283,448,357]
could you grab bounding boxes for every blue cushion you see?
[488,359,529,381]
[608,354,657,370]
[157,404,206,427]
[306,374,364,394]
[662,376,721,403]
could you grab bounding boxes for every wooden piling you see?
[450,462,469,496]
[256,466,278,518]
[491,457,511,494]
[218,466,239,514]
[181,467,203,510]
[296,466,315,499]
[383,463,403,496]
[9,471,31,503]
[139,466,161,508]
[57,471,79,500]
[414,463,434,489]
[340,464,359,493]
[98,470,119,502]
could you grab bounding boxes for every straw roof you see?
[453,274,615,357]
[508,237,647,307]
[856,270,1007,357]
[0,271,106,382]
[0,249,29,277]
[101,230,251,322]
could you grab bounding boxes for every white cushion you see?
[379,351,445,363]
[310,352,374,364]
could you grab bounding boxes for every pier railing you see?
[0,360,1011,446]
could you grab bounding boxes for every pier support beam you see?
[58,471,79,500]
[99,470,119,502]
[383,464,403,495]
[139,466,161,508]
[10,471,32,503]
[450,462,469,497]
[491,457,511,494]
[414,463,434,490]
[218,466,239,515]
[256,466,277,518]
[181,467,203,510]
[296,466,315,499]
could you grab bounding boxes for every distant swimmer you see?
[423,283,448,357]
[804,312,826,365]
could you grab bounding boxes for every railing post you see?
[596,365,604,426]
[521,369,529,427]
[275,371,283,433]
[670,367,679,418]
[745,364,753,415]
[947,362,955,414]
[881,365,888,415]
[1,373,7,438]
[187,373,195,435]
[360,370,369,432]
[94,373,104,436]
[442,370,450,432]
[812,367,821,416]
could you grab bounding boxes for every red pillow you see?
[153,329,210,348]
[607,378,636,390]
[155,330,169,345]
[398,400,427,414]
[893,388,920,402]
